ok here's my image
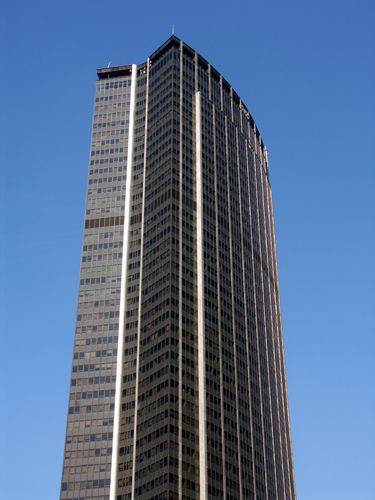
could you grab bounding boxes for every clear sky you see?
[2,0,374,498]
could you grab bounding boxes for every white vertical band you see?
[178,40,184,500]
[219,75,223,111]
[110,64,137,500]
[131,58,150,499]
[195,90,207,500]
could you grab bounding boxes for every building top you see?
[97,64,133,79]
[96,36,265,150]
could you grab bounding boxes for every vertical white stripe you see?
[230,87,234,122]
[208,64,212,101]
[195,90,207,500]
[220,75,223,111]
[178,40,183,500]
[239,100,243,134]
[109,64,137,500]
[131,59,150,499]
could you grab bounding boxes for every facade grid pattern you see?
[61,36,295,500]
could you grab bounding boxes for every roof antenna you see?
[107,61,111,68]
[172,24,175,35]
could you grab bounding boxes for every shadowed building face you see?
[60,36,295,500]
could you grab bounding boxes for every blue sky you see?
[2,0,374,498]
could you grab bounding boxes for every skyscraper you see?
[61,36,295,500]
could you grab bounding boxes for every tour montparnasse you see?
[61,36,295,500]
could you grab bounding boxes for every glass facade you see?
[61,36,295,500]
